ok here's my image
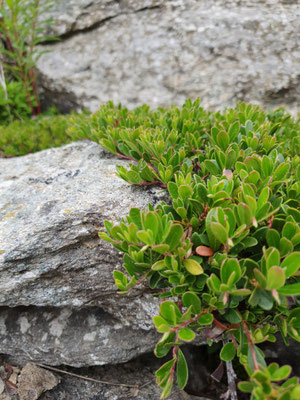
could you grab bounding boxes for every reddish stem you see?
[242,321,259,371]
[170,311,207,332]
[213,317,229,331]
[169,332,179,383]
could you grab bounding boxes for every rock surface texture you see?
[37,0,300,113]
[0,141,170,367]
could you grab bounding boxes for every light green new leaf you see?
[178,185,193,201]
[178,328,196,342]
[281,252,300,278]
[210,222,228,245]
[237,203,252,226]
[267,266,286,290]
[278,283,300,296]
[183,259,204,275]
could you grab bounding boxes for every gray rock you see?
[17,363,60,400]
[0,141,166,329]
[35,353,190,400]
[37,0,300,114]
[0,306,158,367]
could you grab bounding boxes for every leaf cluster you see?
[95,99,300,399]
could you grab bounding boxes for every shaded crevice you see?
[42,5,161,44]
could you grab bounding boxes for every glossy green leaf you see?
[183,259,204,275]
[271,365,291,381]
[216,130,230,151]
[220,342,236,361]
[168,181,179,199]
[267,266,286,290]
[177,348,188,389]
[281,252,300,278]
[178,185,193,201]
[278,283,300,296]
[153,316,171,333]
[272,163,290,181]
[164,224,184,251]
[210,222,228,245]
[279,237,293,257]
[178,328,196,342]
[182,292,202,314]
[237,203,252,226]
[228,121,240,142]
[266,247,280,270]
[267,229,281,249]
[160,301,181,325]
[224,309,242,324]
[220,258,241,285]
[197,313,213,325]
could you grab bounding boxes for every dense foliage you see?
[71,100,299,400]
[0,99,299,399]
[0,110,85,156]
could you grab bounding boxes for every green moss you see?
[0,112,86,157]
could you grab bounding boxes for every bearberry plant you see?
[72,99,300,399]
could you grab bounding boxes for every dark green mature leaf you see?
[216,130,229,151]
[220,258,241,285]
[279,237,293,257]
[257,290,274,310]
[224,309,242,324]
[267,229,281,249]
[198,313,214,325]
[177,348,188,389]
[129,208,143,229]
[220,342,236,361]
[247,345,267,373]
[182,292,202,314]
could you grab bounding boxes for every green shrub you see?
[77,99,299,400]
[0,99,299,398]
[0,111,86,156]
[0,80,34,124]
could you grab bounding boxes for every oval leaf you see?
[178,328,196,342]
[183,259,204,275]
[220,342,236,362]
[195,245,214,257]
[177,348,188,389]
